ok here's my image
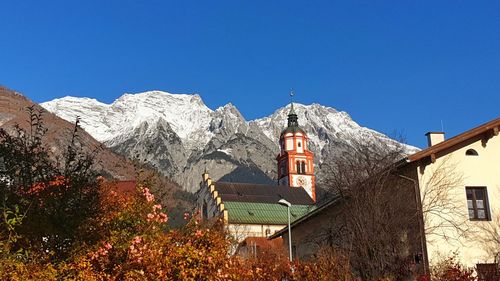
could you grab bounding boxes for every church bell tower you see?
[276,95,316,202]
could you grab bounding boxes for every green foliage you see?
[0,205,28,260]
[0,106,101,261]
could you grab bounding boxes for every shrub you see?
[431,255,476,281]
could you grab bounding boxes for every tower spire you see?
[289,89,296,115]
[287,89,298,127]
[277,89,316,202]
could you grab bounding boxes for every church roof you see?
[281,126,306,135]
[225,201,315,225]
[215,182,315,205]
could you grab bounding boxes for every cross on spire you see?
[287,89,298,127]
[288,89,297,116]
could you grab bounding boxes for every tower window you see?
[298,142,301,147]
[465,149,478,156]
[296,161,306,174]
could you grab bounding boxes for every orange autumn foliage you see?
[1,179,357,280]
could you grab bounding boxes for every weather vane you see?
[290,89,294,104]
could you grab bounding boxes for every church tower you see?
[276,101,316,202]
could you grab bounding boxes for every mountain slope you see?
[0,86,135,180]
[41,90,418,192]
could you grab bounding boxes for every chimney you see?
[425,132,445,147]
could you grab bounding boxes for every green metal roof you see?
[225,201,316,225]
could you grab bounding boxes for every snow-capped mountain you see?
[252,103,411,163]
[42,91,214,151]
[41,91,417,192]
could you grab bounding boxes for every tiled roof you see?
[407,118,500,162]
[269,195,343,239]
[216,182,314,205]
[114,180,136,194]
[225,201,316,225]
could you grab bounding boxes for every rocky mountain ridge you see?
[41,91,418,192]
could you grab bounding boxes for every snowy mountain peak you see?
[115,91,206,107]
[41,90,418,191]
[41,90,214,150]
[215,103,244,120]
[251,102,392,154]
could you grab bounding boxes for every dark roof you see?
[280,103,306,136]
[407,118,500,162]
[281,126,306,135]
[114,180,136,194]
[269,194,343,239]
[216,182,315,205]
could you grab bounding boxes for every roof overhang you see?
[269,195,343,240]
[407,118,500,164]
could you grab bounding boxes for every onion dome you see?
[281,103,305,135]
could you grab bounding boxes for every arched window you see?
[301,162,306,174]
[298,142,301,147]
[296,161,301,173]
[466,149,478,156]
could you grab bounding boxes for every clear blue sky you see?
[1,1,499,148]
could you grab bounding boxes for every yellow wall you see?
[417,134,500,266]
[227,223,285,242]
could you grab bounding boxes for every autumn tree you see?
[0,106,101,260]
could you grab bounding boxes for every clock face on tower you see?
[297,176,307,187]
[292,175,313,198]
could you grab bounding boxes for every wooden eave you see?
[407,118,500,163]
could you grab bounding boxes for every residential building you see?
[403,118,500,268]
[271,117,500,277]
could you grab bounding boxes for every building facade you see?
[195,175,314,242]
[405,118,500,268]
[195,102,317,242]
